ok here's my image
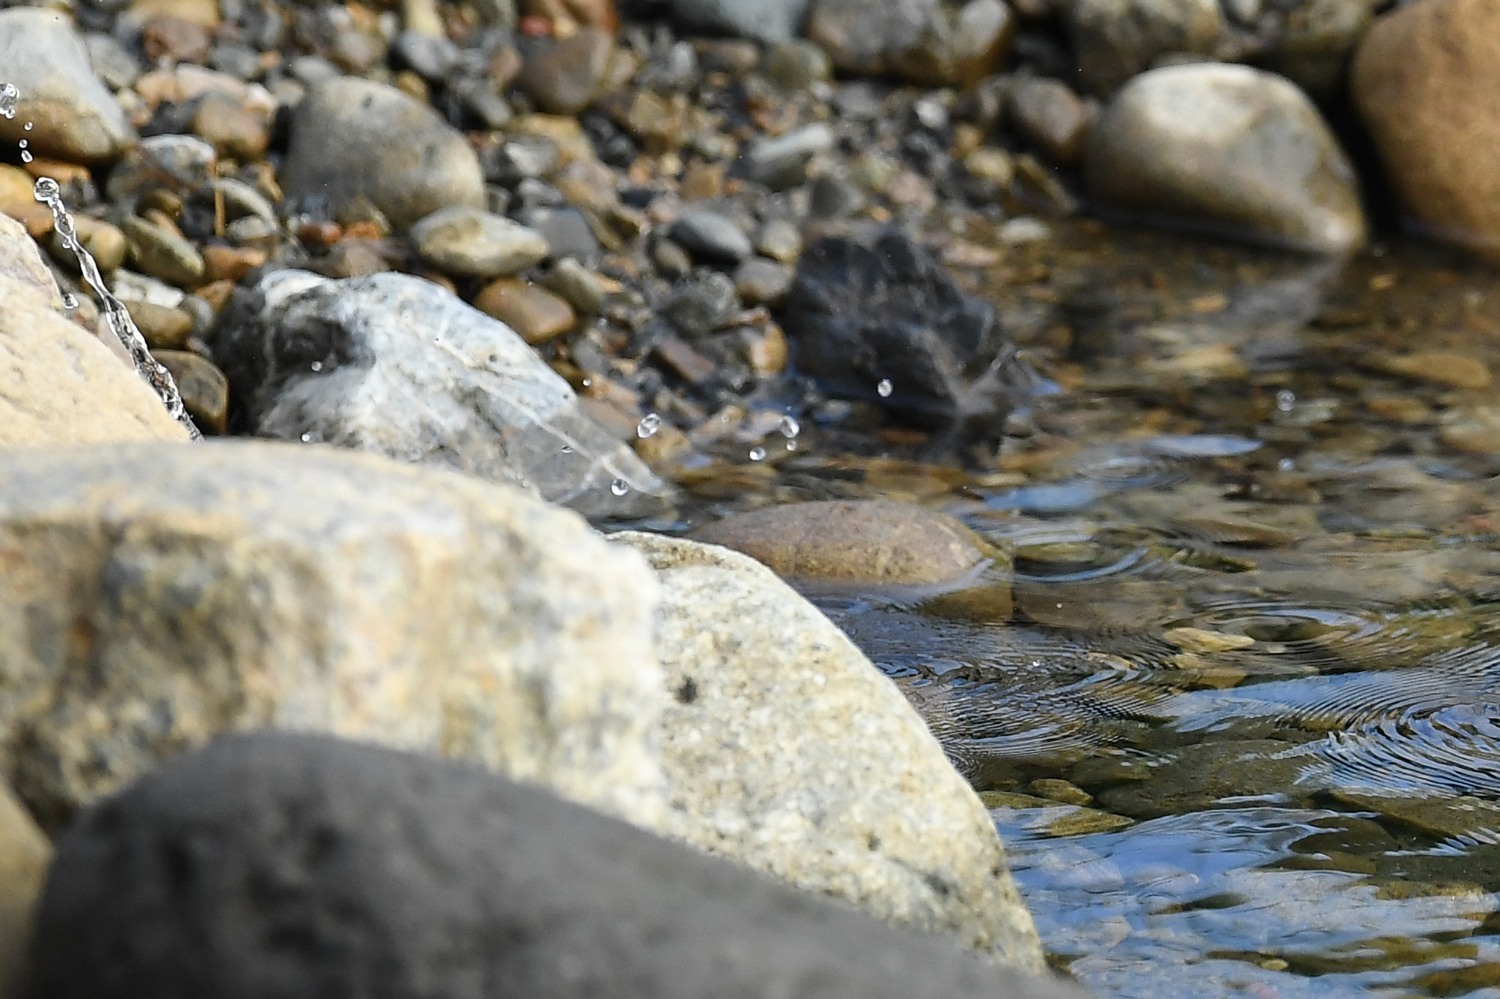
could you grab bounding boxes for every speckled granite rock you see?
[613,531,1047,971]
[0,441,666,828]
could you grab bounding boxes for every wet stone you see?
[120,215,205,288]
[670,210,755,264]
[155,348,229,434]
[665,270,740,337]
[538,257,605,316]
[668,0,811,43]
[691,499,1004,588]
[733,257,795,307]
[1065,0,1224,95]
[1093,740,1306,818]
[1352,0,1500,263]
[515,205,601,264]
[780,227,1015,444]
[410,206,551,278]
[474,278,577,344]
[741,124,835,190]
[0,9,138,164]
[1084,63,1366,254]
[518,27,615,116]
[806,0,1017,87]
[280,76,485,231]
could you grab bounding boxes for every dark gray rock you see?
[27,732,1088,999]
[664,270,741,337]
[213,269,671,519]
[780,227,1016,450]
[516,205,602,265]
[668,0,811,43]
[669,210,755,264]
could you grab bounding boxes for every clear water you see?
[675,219,1500,997]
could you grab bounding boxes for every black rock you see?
[27,732,1086,999]
[779,227,1017,451]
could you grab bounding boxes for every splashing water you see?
[0,82,17,119]
[33,175,201,439]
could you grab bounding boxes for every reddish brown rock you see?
[474,278,577,344]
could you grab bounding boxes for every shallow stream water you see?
[673,218,1500,998]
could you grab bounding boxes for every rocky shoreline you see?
[1,0,1497,994]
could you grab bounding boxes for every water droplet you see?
[1275,389,1296,413]
[1278,457,1295,472]
[876,378,893,398]
[636,413,661,439]
[610,479,629,496]
[309,360,323,372]
[777,414,800,438]
[19,150,31,164]
[581,377,593,388]
[785,439,798,452]
[300,433,312,443]
[748,446,767,462]
[32,176,59,201]
[60,291,77,310]
[560,444,574,454]
[0,82,18,119]
[22,121,32,131]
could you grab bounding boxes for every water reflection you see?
[760,224,1500,996]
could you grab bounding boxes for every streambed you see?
[674,219,1500,997]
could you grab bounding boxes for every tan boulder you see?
[1351,0,1500,260]
[0,442,666,829]
[0,214,188,447]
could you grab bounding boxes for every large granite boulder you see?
[614,532,1046,970]
[0,441,665,828]
[213,269,671,519]
[27,732,1086,999]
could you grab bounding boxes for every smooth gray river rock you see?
[613,532,1048,971]
[0,9,137,163]
[279,76,485,231]
[213,269,671,519]
[0,441,667,829]
[28,732,1086,999]
[1084,63,1366,254]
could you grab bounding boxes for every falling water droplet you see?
[748,446,767,462]
[636,413,661,438]
[300,433,312,443]
[60,291,77,310]
[777,414,800,438]
[309,360,323,372]
[22,121,32,131]
[1275,389,1296,413]
[610,479,629,496]
[876,378,893,398]
[0,82,17,119]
